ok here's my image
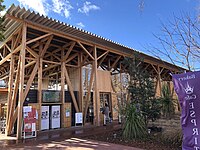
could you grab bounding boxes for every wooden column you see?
[6,36,15,132]
[120,63,123,103]
[6,53,14,135]
[83,64,95,124]
[38,57,43,130]
[78,53,83,112]
[157,66,162,96]
[61,49,65,128]
[94,46,100,126]
[17,23,27,139]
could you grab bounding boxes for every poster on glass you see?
[51,105,60,129]
[41,106,49,130]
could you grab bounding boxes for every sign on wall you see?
[42,90,60,103]
[173,71,200,150]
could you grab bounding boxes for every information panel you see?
[75,112,83,125]
[51,105,60,129]
[41,106,50,130]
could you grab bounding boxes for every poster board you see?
[41,106,49,130]
[75,112,83,126]
[23,106,37,139]
[51,105,60,129]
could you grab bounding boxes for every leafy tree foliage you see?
[123,54,161,125]
[0,0,5,41]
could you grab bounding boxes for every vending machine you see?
[41,106,49,130]
[51,105,60,129]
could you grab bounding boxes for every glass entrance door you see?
[100,93,111,110]
[100,93,111,125]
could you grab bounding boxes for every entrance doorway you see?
[41,105,61,130]
[100,93,111,125]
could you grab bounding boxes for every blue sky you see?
[3,0,200,55]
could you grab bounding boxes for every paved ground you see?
[5,137,142,150]
[0,122,143,150]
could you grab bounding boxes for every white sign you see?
[66,108,70,117]
[32,123,36,132]
[75,113,83,124]
[23,106,32,113]
[41,106,49,130]
[51,105,60,129]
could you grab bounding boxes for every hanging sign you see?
[172,71,200,150]
[23,106,37,139]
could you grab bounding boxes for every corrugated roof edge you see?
[7,4,141,52]
[5,4,186,71]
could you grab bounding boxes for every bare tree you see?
[148,14,200,71]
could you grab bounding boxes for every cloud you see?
[17,0,48,16]
[52,0,73,18]
[78,1,100,15]
[0,10,6,17]
[76,22,85,29]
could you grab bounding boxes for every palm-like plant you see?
[122,104,147,139]
[160,84,176,119]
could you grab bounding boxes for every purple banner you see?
[173,71,200,150]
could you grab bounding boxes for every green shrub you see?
[122,104,147,139]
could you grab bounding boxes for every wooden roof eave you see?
[3,5,185,74]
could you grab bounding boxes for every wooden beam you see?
[66,53,78,63]
[26,33,52,45]
[43,59,61,65]
[0,44,22,65]
[64,65,79,112]
[23,60,38,100]
[26,46,39,58]
[110,56,121,71]
[5,44,11,52]
[17,23,27,140]
[81,48,93,66]
[97,51,109,60]
[40,35,53,57]
[63,41,76,61]
[13,30,22,49]
[97,53,108,68]
[77,41,94,60]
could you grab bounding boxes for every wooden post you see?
[17,23,27,140]
[38,57,43,130]
[61,49,65,128]
[7,59,20,135]
[94,46,100,126]
[78,53,83,112]
[6,53,14,135]
[83,64,95,124]
[157,66,162,96]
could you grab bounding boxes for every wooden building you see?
[0,5,184,139]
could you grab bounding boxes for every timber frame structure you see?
[0,5,184,139]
